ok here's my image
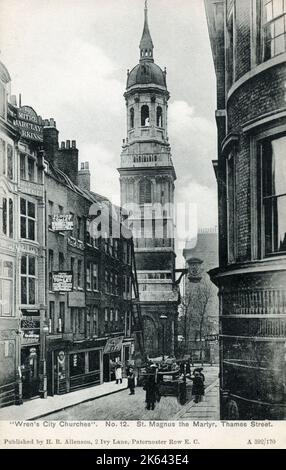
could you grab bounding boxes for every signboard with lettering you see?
[21,317,40,345]
[52,271,73,292]
[205,334,219,342]
[52,214,73,231]
[13,106,43,142]
[104,336,124,355]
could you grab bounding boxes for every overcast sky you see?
[0,0,218,266]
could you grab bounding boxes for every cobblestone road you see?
[41,366,219,421]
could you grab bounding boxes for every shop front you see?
[47,338,104,395]
[103,336,134,382]
[20,311,40,399]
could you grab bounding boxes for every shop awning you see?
[104,336,124,355]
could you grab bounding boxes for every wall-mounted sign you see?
[104,336,124,355]
[21,317,40,345]
[52,214,73,231]
[52,271,73,292]
[13,106,43,142]
[205,334,219,342]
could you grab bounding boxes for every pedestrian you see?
[144,364,157,410]
[190,370,205,403]
[115,362,123,384]
[127,367,135,395]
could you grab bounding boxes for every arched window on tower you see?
[139,179,152,205]
[141,105,150,126]
[156,106,163,127]
[130,108,134,128]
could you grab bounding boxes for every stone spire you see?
[139,0,154,62]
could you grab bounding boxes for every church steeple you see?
[139,1,154,62]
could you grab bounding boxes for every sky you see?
[0,0,218,267]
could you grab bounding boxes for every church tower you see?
[118,2,179,357]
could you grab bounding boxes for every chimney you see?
[56,139,79,185]
[43,118,59,165]
[78,161,91,192]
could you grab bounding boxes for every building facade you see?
[182,228,219,363]
[205,0,286,419]
[118,3,179,358]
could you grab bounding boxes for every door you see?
[21,346,39,399]
[103,354,110,382]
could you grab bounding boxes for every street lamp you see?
[40,324,49,399]
[159,314,168,361]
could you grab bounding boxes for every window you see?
[261,135,286,255]
[86,310,91,338]
[20,154,26,179]
[130,107,134,128]
[71,257,76,289]
[110,308,114,322]
[59,302,65,333]
[1,196,13,238]
[7,144,13,180]
[49,301,54,333]
[89,349,100,372]
[48,250,54,291]
[105,269,109,292]
[139,179,152,204]
[0,259,13,316]
[77,216,82,240]
[263,0,286,60]
[93,307,98,336]
[0,139,5,175]
[226,152,236,263]
[227,12,235,89]
[20,198,36,240]
[48,201,53,229]
[78,259,82,288]
[115,309,119,322]
[92,264,98,291]
[141,105,150,126]
[28,157,35,182]
[105,308,108,322]
[21,255,36,305]
[59,252,65,271]
[86,262,91,290]
[71,308,85,335]
[0,83,5,118]
[156,106,163,127]
[70,351,85,377]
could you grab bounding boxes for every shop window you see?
[130,107,134,128]
[141,105,150,126]
[0,259,13,316]
[261,134,286,255]
[20,198,36,240]
[263,0,286,60]
[21,255,36,305]
[156,106,163,127]
[139,179,152,204]
[89,350,100,372]
[70,352,85,377]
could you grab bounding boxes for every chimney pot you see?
[66,140,70,149]
[72,140,76,149]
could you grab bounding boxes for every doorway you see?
[21,346,40,399]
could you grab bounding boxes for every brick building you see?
[43,122,141,395]
[205,0,286,419]
[118,3,179,358]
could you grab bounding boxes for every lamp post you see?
[159,314,168,361]
[40,324,49,399]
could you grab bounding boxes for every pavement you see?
[174,378,219,420]
[0,379,128,421]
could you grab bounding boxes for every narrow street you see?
[40,366,219,421]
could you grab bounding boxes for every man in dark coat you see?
[127,367,135,395]
[144,365,157,410]
[191,370,205,403]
